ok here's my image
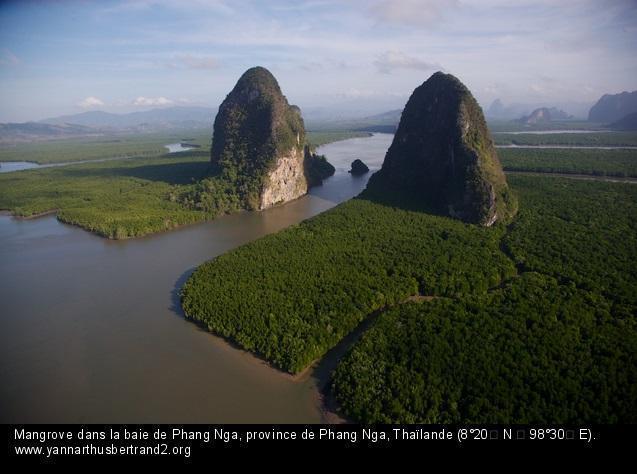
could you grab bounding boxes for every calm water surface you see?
[0,133,393,423]
[164,143,198,153]
[0,161,41,173]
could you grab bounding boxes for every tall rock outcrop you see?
[211,66,332,210]
[366,72,517,226]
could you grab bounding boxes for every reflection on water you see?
[0,133,392,423]
[164,143,197,153]
[0,161,41,173]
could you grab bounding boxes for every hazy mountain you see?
[487,99,589,120]
[486,99,532,120]
[306,109,402,133]
[40,106,217,129]
[515,107,573,124]
[363,109,403,124]
[0,122,100,145]
[302,94,408,124]
[588,91,637,123]
[486,99,505,117]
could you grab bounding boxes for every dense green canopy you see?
[181,174,637,422]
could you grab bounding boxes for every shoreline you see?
[0,208,60,220]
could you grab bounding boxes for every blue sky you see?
[0,0,636,121]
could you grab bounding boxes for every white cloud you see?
[374,51,441,74]
[369,0,459,27]
[132,96,173,106]
[167,54,219,70]
[77,96,105,108]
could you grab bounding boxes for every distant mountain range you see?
[306,109,402,133]
[4,90,636,145]
[0,122,103,145]
[40,106,217,129]
[0,106,218,144]
[486,99,590,121]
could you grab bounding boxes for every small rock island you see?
[349,159,369,175]
[366,71,517,226]
[211,66,333,210]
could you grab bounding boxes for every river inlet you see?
[0,133,391,423]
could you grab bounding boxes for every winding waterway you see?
[0,133,392,423]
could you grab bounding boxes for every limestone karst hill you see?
[365,71,517,226]
[211,66,333,210]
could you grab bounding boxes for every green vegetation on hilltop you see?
[499,147,637,177]
[0,130,211,164]
[182,174,637,421]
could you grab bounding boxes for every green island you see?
[181,174,637,422]
[0,150,212,238]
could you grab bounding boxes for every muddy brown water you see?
[0,133,392,423]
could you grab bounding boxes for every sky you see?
[0,0,636,122]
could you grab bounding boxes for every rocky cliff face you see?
[211,66,329,210]
[260,148,307,209]
[366,72,516,226]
